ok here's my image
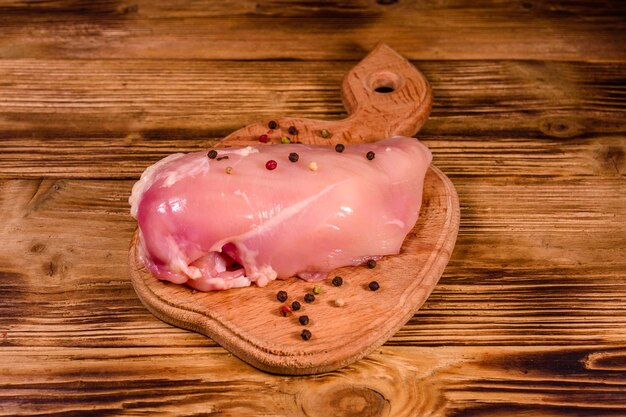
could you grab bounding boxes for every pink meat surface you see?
[129,136,432,291]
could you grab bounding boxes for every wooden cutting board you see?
[129,44,460,375]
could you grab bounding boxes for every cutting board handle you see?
[340,43,433,142]
[219,44,432,147]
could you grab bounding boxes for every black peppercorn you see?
[299,315,309,326]
[301,329,312,340]
[207,150,218,159]
[335,144,345,153]
[288,126,298,135]
[332,276,343,287]
[291,301,301,311]
[367,259,377,269]
[368,281,380,291]
[304,293,315,303]
[366,151,375,160]
[288,152,299,163]
[277,290,288,302]
[268,120,278,129]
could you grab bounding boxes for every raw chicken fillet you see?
[129,136,432,291]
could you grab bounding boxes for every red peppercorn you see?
[266,160,278,170]
[259,134,269,143]
[279,305,292,317]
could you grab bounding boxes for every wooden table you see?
[1,1,625,415]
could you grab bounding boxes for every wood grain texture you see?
[1,0,626,414]
[0,59,624,178]
[0,0,624,61]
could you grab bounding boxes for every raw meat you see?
[129,136,432,291]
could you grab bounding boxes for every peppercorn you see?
[334,298,345,307]
[288,152,299,163]
[301,329,312,340]
[225,166,233,175]
[291,301,301,311]
[276,290,288,302]
[207,150,218,159]
[281,137,291,144]
[313,285,321,295]
[259,134,269,143]
[288,126,298,135]
[266,160,278,170]
[335,144,345,153]
[367,259,377,269]
[366,151,376,160]
[279,305,292,317]
[368,281,380,291]
[268,120,278,129]
[304,293,315,303]
[308,161,318,171]
[299,315,309,325]
[332,276,343,287]
[320,129,330,138]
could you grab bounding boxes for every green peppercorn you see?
[281,136,291,144]
[288,152,299,162]
[320,129,330,138]
[299,315,309,326]
[368,281,380,291]
[366,151,375,160]
[304,293,315,303]
[277,290,288,302]
[313,285,321,295]
[288,126,298,135]
[301,329,312,340]
[367,259,377,269]
[291,301,301,311]
[332,276,343,287]
[268,120,278,129]
[335,144,345,153]
[207,150,218,159]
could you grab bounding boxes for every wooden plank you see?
[1,345,625,416]
[0,0,624,61]
[0,59,624,178]
[1,177,624,349]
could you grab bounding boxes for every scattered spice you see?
[279,305,292,317]
[281,137,291,144]
[304,293,315,303]
[368,281,380,291]
[301,329,312,340]
[288,152,299,163]
[217,155,230,161]
[268,120,278,129]
[367,259,377,269]
[334,298,345,307]
[308,161,318,171]
[291,301,301,311]
[276,290,288,302]
[366,151,376,160]
[335,144,345,153]
[320,129,330,138]
[313,285,321,295]
[299,315,309,325]
[225,166,233,175]
[332,276,343,287]
[207,150,218,159]
[259,134,269,143]
[288,126,298,135]
[266,160,278,170]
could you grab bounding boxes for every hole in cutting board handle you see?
[368,71,403,94]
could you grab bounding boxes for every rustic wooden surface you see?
[1,0,625,415]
